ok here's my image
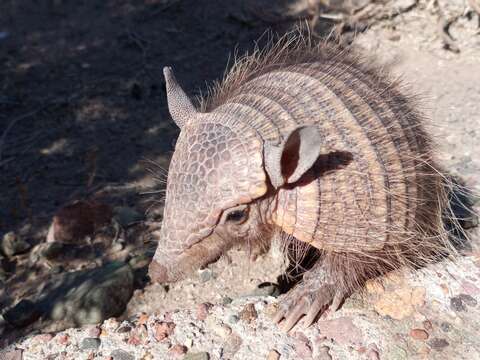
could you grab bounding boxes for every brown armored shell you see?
[201,39,442,253]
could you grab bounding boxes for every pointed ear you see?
[163,66,197,128]
[264,126,324,188]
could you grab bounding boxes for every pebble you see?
[251,282,280,297]
[293,334,312,358]
[212,323,232,339]
[183,352,210,360]
[56,334,70,345]
[224,332,243,357]
[198,268,213,282]
[366,348,380,360]
[227,314,239,324]
[111,349,135,360]
[88,326,101,338]
[316,346,332,360]
[440,322,452,332]
[1,231,31,257]
[239,303,258,323]
[410,328,429,340]
[428,338,449,351]
[422,320,433,331]
[117,322,133,333]
[222,296,233,305]
[196,302,213,321]
[450,296,466,311]
[81,337,101,350]
[169,344,188,356]
[137,313,149,325]
[459,293,477,307]
[266,349,281,360]
[153,321,176,341]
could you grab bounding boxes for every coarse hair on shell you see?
[196,27,478,295]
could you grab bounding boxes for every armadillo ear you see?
[163,66,197,128]
[264,126,323,188]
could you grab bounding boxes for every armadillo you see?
[148,34,466,331]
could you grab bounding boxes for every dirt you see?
[1,0,480,356]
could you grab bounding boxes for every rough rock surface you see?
[2,255,480,359]
[2,262,134,333]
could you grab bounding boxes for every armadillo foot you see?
[272,283,344,332]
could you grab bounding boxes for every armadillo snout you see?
[148,259,169,283]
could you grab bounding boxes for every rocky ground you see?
[1,0,480,359]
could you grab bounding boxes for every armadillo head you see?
[149,67,323,284]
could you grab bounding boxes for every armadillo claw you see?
[273,284,341,332]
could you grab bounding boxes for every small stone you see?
[428,338,449,351]
[440,322,452,332]
[227,314,239,324]
[292,332,312,358]
[198,268,213,282]
[196,302,213,321]
[422,320,433,331]
[459,293,477,307]
[251,282,280,297]
[88,326,101,338]
[450,296,466,312]
[1,231,31,257]
[316,346,332,360]
[127,334,142,345]
[224,333,243,357]
[116,322,133,333]
[417,345,430,355]
[239,303,258,323]
[127,324,148,345]
[137,313,149,325]
[222,296,233,305]
[183,352,210,360]
[56,334,70,345]
[212,323,232,338]
[366,348,380,360]
[111,349,135,360]
[81,337,101,350]
[266,349,280,360]
[169,344,188,356]
[410,328,429,340]
[154,321,175,341]
[264,302,279,318]
[163,311,173,322]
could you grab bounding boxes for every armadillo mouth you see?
[148,231,229,284]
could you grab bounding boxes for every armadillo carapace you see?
[149,35,458,331]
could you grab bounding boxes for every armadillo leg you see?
[273,264,346,332]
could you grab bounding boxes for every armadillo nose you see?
[148,259,169,283]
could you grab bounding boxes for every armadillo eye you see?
[224,205,248,224]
